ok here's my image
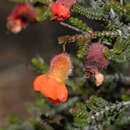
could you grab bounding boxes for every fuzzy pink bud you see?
[49,53,73,81]
[86,43,109,70]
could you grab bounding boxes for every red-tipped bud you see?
[7,3,38,34]
[49,53,72,81]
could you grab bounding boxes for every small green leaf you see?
[37,7,51,22]
[121,95,130,101]
[32,58,49,73]
[104,48,112,59]
[7,114,22,124]
[113,37,128,54]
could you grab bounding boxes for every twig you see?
[91,101,130,120]
[105,73,130,85]
[45,97,79,117]
[84,101,130,130]
[120,0,123,5]
[123,101,130,105]
[60,22,87,34]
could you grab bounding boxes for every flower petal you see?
[33,74,68,104]
[57,84,68,102]
[33,74,46,91]
[40,76,59,100]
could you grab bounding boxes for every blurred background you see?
[0,0,71,125]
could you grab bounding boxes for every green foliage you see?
[77,44,88,58]
[112,43,130,63]
[32,58,49,73]
[7,114,22,124]
[113,37,128,54]
[104,37,130,63]
[1,54,130,129]
[37,7,51,22]
[104,47,113,59]
[111,108,130,130]
[111,0,130,18]
[122,95,130,101]
[69,17,92,32]
[90,30,122,39]
[70,96,129,129]
[76,36,88,58]
[72,3,109,21]
[106,23,118,31]
[58,34,89,58]
[125,4,130,19]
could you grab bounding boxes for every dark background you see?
[0,0,70,125]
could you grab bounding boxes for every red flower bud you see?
[86,43,109,70]
[85,43,109,86]
[7,3,38,34]
[51,3,70,21]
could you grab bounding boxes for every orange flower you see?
[51,3,70,21]
[33,53,72,104]
[33,74,68,104]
